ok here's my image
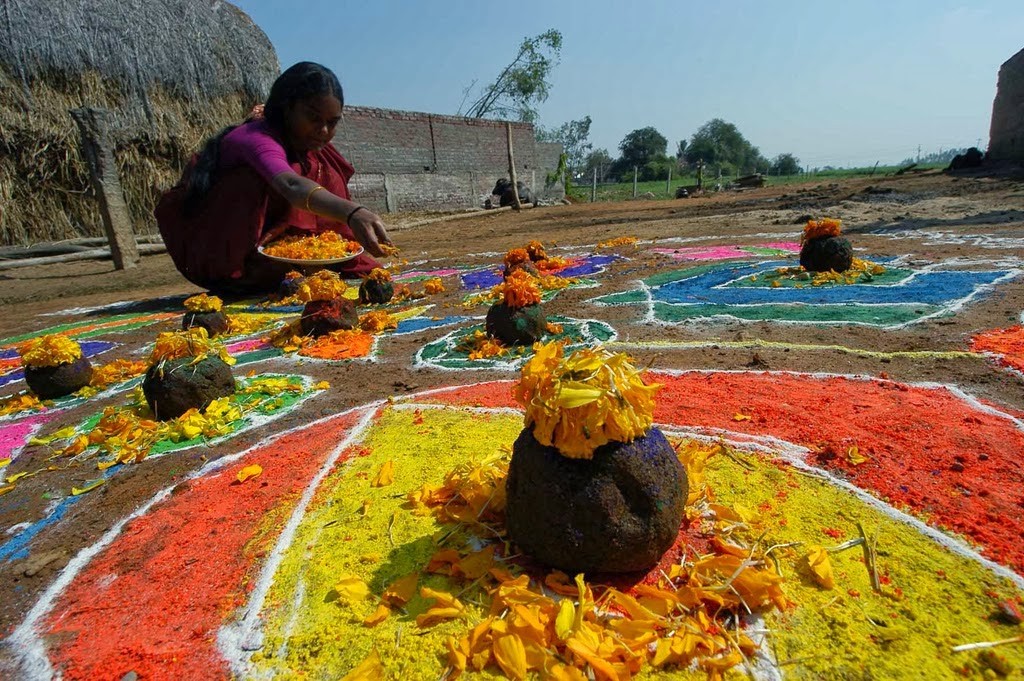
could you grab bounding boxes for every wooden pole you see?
[505,123,522,210]
[591,167,597,202]
[632,166,638,198]
[666,168,672,196]
[70,107,140,270]
[0,243,165,271]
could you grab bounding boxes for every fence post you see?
[632,166,638,198]
[666,168,672,197]
[591,167,597,202]
[70,107,139,270]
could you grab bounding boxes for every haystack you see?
[0,0,279,246]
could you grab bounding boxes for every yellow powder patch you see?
[248,405,1024,679]
[251,407,524,679]
[704,449,1024,679]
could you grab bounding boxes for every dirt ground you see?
[2,168,1024,676]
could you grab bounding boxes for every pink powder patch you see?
[0,412,55,460]
[225,338,271,354]
[652,242,799,261]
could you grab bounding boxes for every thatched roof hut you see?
[0,0,279,246]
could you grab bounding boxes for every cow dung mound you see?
[142,356,236,421]
[505,426,688,574]
[182,310,229,337]
[485,303,546,346]
[800,236,853,273]
[24,357,93,399]
[300,298,359,337]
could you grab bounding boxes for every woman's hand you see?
[347,207,393,257]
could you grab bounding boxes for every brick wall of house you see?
[334,106,564,213]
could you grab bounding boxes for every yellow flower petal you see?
[382,572,418,607]
[71,479,105,496]
[362,604,390,628]
[236,464,263,483]
[341,648,384,680]
[332,576,370,604]
[806,545,836,589]
[371,460,395,487]
[493,634,528,680]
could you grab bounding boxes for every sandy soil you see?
[1,168,1023,672]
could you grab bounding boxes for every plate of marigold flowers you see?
[259,231,363,265]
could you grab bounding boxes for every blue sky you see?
[234,1,1023,168]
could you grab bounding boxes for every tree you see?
[581,148,613,182]
[536,116,592,176]
[610,127,670,181]
[769,153,801,176]
[617,127,668,169]
[683,119,766,175]
[459,29,563,122]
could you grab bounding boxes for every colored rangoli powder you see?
[972,325,1024,374]
[702,446,1024,679]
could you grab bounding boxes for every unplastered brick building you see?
[334,106,564,213]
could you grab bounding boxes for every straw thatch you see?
[0,0,280,246]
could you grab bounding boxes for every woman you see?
[156,62,393,293]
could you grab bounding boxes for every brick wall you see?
[334,106,564,213]
[989,47,1024,161]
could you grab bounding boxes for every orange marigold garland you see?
[515,342,660,459]
[802,217,842,244]
[500,270,542,309]
[19,334,83,368]
[262,231,361,260]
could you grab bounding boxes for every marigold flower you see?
[802,217,842,244]
[262,231,361,260]
[89,360,149,389]
[359,310,398,333]
[283,270,304,281]
[515,342,660,459]
[596,236,638,249]
[366,268,392,283]
[423,278,445,294]
[150,327,235,366]
[0,393,46,417]
[298,269,347,302]
[525,240,547,261]
[500,270,542,309]
[183,293,223,313]
[504,248,530,268]
[457,330,510,360]
[19,334,83,368]
[535,255,569,271]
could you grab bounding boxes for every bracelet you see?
[304,185,325,212]
[346,205,366,223]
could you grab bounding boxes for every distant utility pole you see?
[632,166,638,198]
[591,167,597,202]
[917,145,921,163]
